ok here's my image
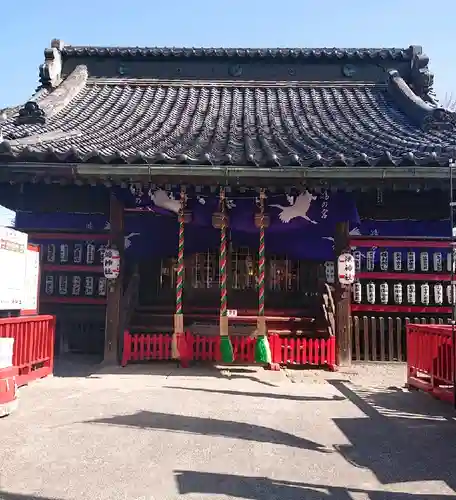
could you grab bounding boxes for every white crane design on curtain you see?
[269,190,318,224]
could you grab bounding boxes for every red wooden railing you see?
[0,315,56,387]
[407,323,455,404]
[122,331,336,370]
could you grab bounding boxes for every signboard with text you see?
[21,244,40,316]
[0,227,28,310]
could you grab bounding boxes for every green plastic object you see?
[254,335,272,364]
[220,335,234,363]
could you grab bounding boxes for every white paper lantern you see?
[60,244,69,263]
[420,252,429,272]
[58,275,68,295]
[84,277,94,296]
[447,250,456,273]
[407,251,416,271]
[447,252,453,272]
[46,244,56,263]
[86,243,96,265]
[98,277,107,296]
[72,276,81,296]
[433,252,443,272]
[366,250,375,271]
[352,281,362,303]
[393,283,403,304]
[379,282,389,304]
[407,283,416,304]
[45,275,54,295]
[103,248,121,280]
[393,252,402,271]
[73,243,83,264]
[379,251,388,271]
[324,261,335,284]
[353,251,362,272]
[367,282,376,304]
[421,283,430,305]
[446,284,456,305]
[434,283,443,305]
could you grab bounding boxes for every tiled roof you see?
[0,43,455,168]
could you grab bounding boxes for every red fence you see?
[0,315,56,387]
[122,331,336,370]
[407,323,455,404]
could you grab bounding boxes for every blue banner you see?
[13,189,452,261]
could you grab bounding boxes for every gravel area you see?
[0,360,455,500]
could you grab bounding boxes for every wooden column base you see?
[172,313,184,359]
[257,316,267,336]
[220,316,229,336]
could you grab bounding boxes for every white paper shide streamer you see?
[393,283,403,304]
[379,282,389,304]
[407,251,415,271]
[393,252,402,271]
[434,283,443,305]
[420,282,430,305]
[353,281,362,303]
[407,283,416,304]
[367,282,376,304]
[420,251,429,272]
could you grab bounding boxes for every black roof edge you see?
[59,42,415,62]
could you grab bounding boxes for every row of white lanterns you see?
[44,275,107,296]
[351,250,454,272]
[46,243,98,265]
[351,281,455,305]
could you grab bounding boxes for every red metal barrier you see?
[407,323,455,404]
[0,315,56,387]
[122,331,336,370]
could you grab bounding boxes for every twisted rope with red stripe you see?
[219,189,227,317]
[258,189,266,317]
[176,189,186,315]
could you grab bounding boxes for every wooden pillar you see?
[104,193,124,364]
[334,220,352,366]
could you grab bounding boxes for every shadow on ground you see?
[163,385,345,402]
[53,355,279,386]
[174,470,453,499]
[329,380,456,494]
[84,410,331,453]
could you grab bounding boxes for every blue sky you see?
[0,0,455,108]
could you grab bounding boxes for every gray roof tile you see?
[1,43,455,167]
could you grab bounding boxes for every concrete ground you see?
[1,359,456,500]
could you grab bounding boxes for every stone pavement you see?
[0,361,455,500]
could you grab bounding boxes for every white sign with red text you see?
[337,253,356,285]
